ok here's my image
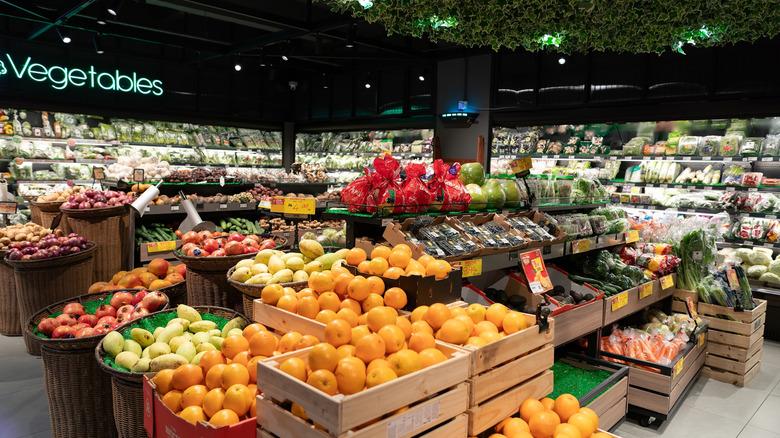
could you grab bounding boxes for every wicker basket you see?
[63,206,130,284]
[8,245,97,355]
[157,280,187,306]
[95,305,250,438]
[60,204,127,218]
[0,252,20,336]
[39,211,71,234]
[32,200,65,212]
[186,268,244,313]
[28,201,42,225]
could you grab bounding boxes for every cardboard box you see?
[382,216,483,262]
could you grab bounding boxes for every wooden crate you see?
[705,348,762,375]
[707,337,763,362]
[708,325,765,349]
[256,383,468,438]
[698,299,767,323]
[671,288,697,314]
[467,344,554,406]
[253,299,328,341]
[706,312,766,337]
[557,355,629,432]
[551,298,603,347]
[603,278,674,326]
[466,370,554,435]
[257,342,470,436]
[701,361,762,387]
[258,414,469,438]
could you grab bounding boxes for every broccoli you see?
[623,265,646,286]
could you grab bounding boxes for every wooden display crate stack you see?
[700,299,766,386]
[671,288,697,314]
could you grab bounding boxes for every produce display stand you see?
[61,205,130,283]
[175,249,254,313]
[603,275,676,326]
[671,288,697,314]
[700,299,766,386]
[0,251,20,335]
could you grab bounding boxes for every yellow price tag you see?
[147,241,176,253]
[673,357,684,377]
[270,196,285,213]
[509,156,533,174]
[284,198,316,215]
[697,333,705,348]
[626,230,639,243]
[611,293,628,311]
[660,275,674,290]
[572,239,590,254]
[452,259,482,278]
[639,282,653,299]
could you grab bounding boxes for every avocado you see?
[553,285,566,296]
[508,294,527,310]
[570,290,584,302]
[493,290,509,305]
[584,293,595,302]
[484,288,498,300]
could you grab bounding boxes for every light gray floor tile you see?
[0,385,50,438]
[0,355,43,397]
[17,430,52,438]
[0,334,31,363]
[682,375,767,423]
[760,340,780,364]
[737,425,780,438]
[617,405,744,438]
[747,394,780,433]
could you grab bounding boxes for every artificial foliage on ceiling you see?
[320,0,780,53]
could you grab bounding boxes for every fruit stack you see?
[490,395,611,438]
[90,258,186,293]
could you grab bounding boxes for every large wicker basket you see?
[174,247,254,313]
[31,199,65,212]
[0,250,20,336]
[226,266,309,316]
[95,305,250,438]
[157,280,187,306]
[62,205,130,284]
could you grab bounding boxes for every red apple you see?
[93,325,111,335]
[182,231,201,245]
[228,233,244,242]
[77,314,98,327]
[96,316,117,326]
[52,325,76,339]
[224,241,243,256]
[55,314,77,327]
[95,304,116,319]
[140,291,166,312]
[37,318,60,336]
[110,292,134,308]
[63,302,86,319]
[131,290,148,306]
[75,327,96,338]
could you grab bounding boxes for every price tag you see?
[703,156,712,160]
[654,156,663,161]
[692,251,703,261]
[571,238,590,254]
[509,156,533,175]
[748,188,758,192]
[724,157,733,162]
[170,205,179,211]
[683,156,692,161]
[642,156,650,161]
[626,230,640,243]
[726,187,735,192]
[673,357,684,377]
[270,196,285,213]
[659,184,668,188]
[519,249,553,294]
[697,332,705,348]
[240,203,247,208]
[259,197,271,209]
[639,282,653,299]
[92,167,105,180]
[766,215,777,219]
[284,198,316,215]
[0,201,17,214]
[611,293,628,311]
[660,275,674,290]
[451,259,482,278]
[133,168,145,183]
[726,268,740,290]
[762,157,773,162]
[685,297,699,319]
[219,204,227,209]
[146,241,177,253]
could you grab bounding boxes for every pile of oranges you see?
[151,323,305,427]
[490,394,607,438]
[345,245,453,280]
[409,302,531,347]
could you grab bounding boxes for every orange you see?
[553,394,580,422]
[392,244,412,257]
[474,320,499,336]
[554,424,582,438]
[350,325,371,346]
[503,418,531,436]
[278,332,303,353]
[405,259,426,276]
[357,260,371,273]
[411,320,434,336]
[242,323,267,342]
[578,408,599,430]
[503,312,528,335]
[221,363,250,389]
[387,349,421,377]
[529,410,560,438]
[347,276,370,301]
[450,306,467,317]
[202,388,226,418]
[296,335,321,351]
[366,306,396,333]
[181,384,208,409]
[368,257,389,276]
[425,260,452,279]
[480,331,503,344]
[317,292,341,313]
[306,369,339,396]
[335,356,367,395]
[496,417,514,433]
[231,350,251,367]
[520,399,546,422]
[324,319,352,347]
[223,384,251,416]
[261,284,285,305]
[566,413,595,438]
[377,325,405,354]
[331,265,351,279]
[309,272,335,294]
[395,316,412,340]
[366,276,385,296]
[366,366,397,388]
[466,303,487,323]
[172,364,204,391]
[153,369,175,395]
[358,313,368,326]
[247,356,261,384]
[419,347,447,368]
[221,335,249,360]
[438,318,470,345]
[354,333,386,364]
[466,336,487,347]
[297,288,316,299]
[336,308,359,327]
[315,309,339,324]
[308,343,339,372]
[361,293,385,313]
[178,405,206,424]
[591,433,610,438]
[345,248,367,266]
[541,397,556,411]
[453,314,476,336]
[162,390,183,413]
[291,402,307,420]
[371,245,392,260]
[388,250,411,269]
[277,294,298,313]
[425,303,451,330]
[205,364,227,390]
[248,330,278,357]
[486,303,509,331]
[209,408,240,426]
[408,331,436,353]
[334,273,355,297]
[410,306,428,322]
[383,267,405,279]
[417,254,435,268]
[297,296,320,319]
[367,358,391,372]
[340,298,362,315]
[384,287,407,310]
[336,344,356,359]
[279,357,308,382]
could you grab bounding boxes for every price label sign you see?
[660,275,674,290]
[146,241,177,253]
[0,201,17,214]
[685,297,699,319]
[611,292,628,311]
[270,196,285,213]
[673,358,684,377]
[639,282,653,299]
[451,259,482,278]
[519,249,553,294]
[697,332,705,348]
[571,238,590,254]
[626,230,640,243]
[92,167,105,181]
[509,156,533,177]
[133,168,145,183]
[258,196,272,210]
[284,198,316,215]
[726,268,740,290]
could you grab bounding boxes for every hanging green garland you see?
[319,0,778,53]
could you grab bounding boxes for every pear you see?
[285,257,305,272]
[299,240,325,260]
[148,342,172,359]
[168,335,190,353]
[115,351,140,370]
[141,347,151,359]
[176,305,202,323]
[196,342,216,353]
[254,249,276,265]
[131,328,154,348]
[293,270,309,282]
[227,328,244,337]
[251,263,269,275]
[131,358,151,373]
[235,259,254,269]
[123,339,142,356]
[192,331,211,346]
[268,254,286,275]
[156,322,183,345]
[167,317,190,331]
[150,353,189,371]
[231,267,252,282]
[220,317,247,338]
[246,273,271,285]
[208,336,225,350]
[189,320,218,333]
[281,253,304,262]
[176,342,197,363]
[304,261,323,275]
[103,331,124,357]
[191,351,206,366]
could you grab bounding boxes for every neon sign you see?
[0,53,163,96]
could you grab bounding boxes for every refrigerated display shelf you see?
[603,180,780,193]
[493,153,773,162]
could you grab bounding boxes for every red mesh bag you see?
[340,168,373,212]
[401,163,433,214]
[440,161,471,212]
[368,155,406,215]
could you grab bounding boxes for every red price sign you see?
[685,297,698,319]
[270,196,285,213]
[726,268,740,290]
[519,249,552,294]
[509,156,533,174]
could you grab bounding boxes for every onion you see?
[22,247,36,255]
[104,191,117,199]
[68,233,78,238]
[21,255,31,261]
[84,189,96,198]
[93,195,107,203]
[69,246,82,254]
[73,193,87,203]
[9,244,20,250]
[62,202,76,209]
[30,252,46,260]
[18,241,31,249]
[8,250,22,260]
[107,198,119,206]
[65,237,79,247]
[78,237,87,245]
[79,202,91,209]
[93,202,107,209]
[48,246,60,255]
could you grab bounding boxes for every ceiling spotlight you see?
[234,62,242,71]
[259,54,266,67]
[281,55,288,61]
[107,0,123,16]
[322,74,329,89]
[558,57,566,65]
[96,10,108,25]
[56,27,71,44]
[93,35,104,54]
[418,67,428,82]
[364,73,372,89]
[346,25,355,48]
[418,74,425,81]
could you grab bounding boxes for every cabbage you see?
[769,259,780,276]
[759,272,780,284]
[748,251,772,266]
[747,265,767,278]
[734,248,753,263]
[754,247,773,256]
[776,253,780,260]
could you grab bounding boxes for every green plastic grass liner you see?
[103,311,230,372]
[32,294,117,338]
[547,360,615,401]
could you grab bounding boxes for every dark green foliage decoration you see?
[319,0,778,54]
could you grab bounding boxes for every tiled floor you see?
[0,334,778,438]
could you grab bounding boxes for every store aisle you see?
[0,333,778,438]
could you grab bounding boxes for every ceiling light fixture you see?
[364,73,372,89]
[322,74,329,89]
[96,10,108,25]
[93,34,104,54]
[558,57,566,65]
[346,25,355,48]
[234,56,242,71]
[418,67,428,82]
[56,27,71,44]
[107,0,123,16]
[259,53,266,67]
[281,54,288,61]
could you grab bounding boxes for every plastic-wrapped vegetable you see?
[606,218,630,234]
[623,137,651,156]
[700,136,720,156]
[721,165,745,186]
[678,136,700,155]
[739,138,762,156]
[719,136,740,156]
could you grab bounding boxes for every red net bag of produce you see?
[401,163,433,214]
[368,154,406,215]
[429,160,471,212]
[340,168,373,212]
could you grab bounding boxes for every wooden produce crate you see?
[544,267,606,346]
[256,342,470,436]
[467,344,554,407]
[672,288,697,314]
[466,370,554,435]
[344,262,463,309]
[253,298,328,341]
[258,414,469,438]
[603,276,675,326]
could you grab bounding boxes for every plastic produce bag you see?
[719,136,740,156]
[677,136,700,155]
[761,135,780,156]
[429,160,471,212]
[401,163,433,214]
[739,138,762,156]
[368,154,406,215]
[700,136,720,156]
[340,168,374,212]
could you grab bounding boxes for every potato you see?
[0,237,10,245]
[14,234,25,241]
[31,236,40,243]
